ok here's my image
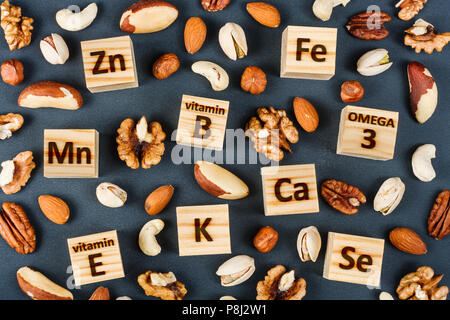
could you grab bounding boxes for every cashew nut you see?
[411,144,436,182]
[56,3,98,32]
[312,0,351,21]
[138,219,164,256]
[191,61,229,91]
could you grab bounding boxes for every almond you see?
[293,97,319,132]
[17,266,73,300]
[389,227,427,255]
[145,185,174,215]
[184,17,207,54]
[120,0,179,34]
[89,286,110,300]
[246,2,281,28]
[194,161,249,200]
[38,195,70,225]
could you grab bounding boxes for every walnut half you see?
[396,266,448,300]
[0,113,23,140]
[137,270,187,300]
[256,265,306,300]
[1,151,35,195]
[116,116,166,169]
[0,0,34,51]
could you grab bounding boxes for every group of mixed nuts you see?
[0,0,448,301]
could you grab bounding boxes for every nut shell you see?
[297,226,321,262]
[145,185,174,215]
[38,195,70,225]
[293,97,319,132]
[373,177,405,215]
[389,227,427,255]
[216,255,255,287]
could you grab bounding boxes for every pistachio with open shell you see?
[357,48,393,76]
[96,182,127,208]
[373,177,405,215]
[40,33,69,65]
[297,226,321,262]
[218,22,248,61]
[216,255,255,287]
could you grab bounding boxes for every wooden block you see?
[67,230,125,286]
[176,204,231,256]
[323,232,385,287]
[336,105,399,161]
[81,36,138,93]
[43,129,99,178]
[261,164,319,216]
[281,25,337,80]
[176,94,230,150]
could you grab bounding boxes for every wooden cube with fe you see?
[176,94,230,150]
[323,232,385,287]
[43,129,99,178]
[67,230,125,286]
[336,105,399,161]
[261,164,319,216]
[80,36,138,93]
[281,26,337,80]
[176,204,231,256]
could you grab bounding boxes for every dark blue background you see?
[0,0,448,300]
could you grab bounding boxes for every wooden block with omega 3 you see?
[176,94,230,150]
[176,204,231,256]
[67,230,125,286]
[80,36,138,93]
[337,105,399,161]
[323,232,385,287]
[43,129,99,178]
[261,164,319,216]
[280,26,337,80]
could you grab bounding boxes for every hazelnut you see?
[1,59,24,86]
[241,66,267,95]
[152,53,180,80]
[253,226,278,253]
[340,80,364,103]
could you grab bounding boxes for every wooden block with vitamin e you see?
[280,25,337,80]
[67,230,125,286]
[80,36,138,93]
[336,105,399,161]
[261,164,319,216]
[323,232,385,287]
[176,94,230,150]
[176,204,231,256]
[43,129,99,178]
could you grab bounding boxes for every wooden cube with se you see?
[176,95,230,151]
[323,232,385,287]
[67,230,125,286]
[261,164,319,216]
[281,26,337,80]
[81,36,138,93]
[44,129,99,178]
[176,204,231,256]
[337,105,399,161]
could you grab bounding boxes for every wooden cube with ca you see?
[281,26,337,80]
[337,105,399,161]
[81,36,138,93]
[176,94,230,150]
[43,129,99,178]
[176,204,231,256]
[323,232,385,287]
[67,230,125,286]
[261,164,319,216]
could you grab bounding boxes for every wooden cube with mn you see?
[176,94,230,150]
[323,232,385,287]
[337,105,399,161]
[44,129,99,178]
[281,26,337,80]
[261,164,319,216]
[176,204,231,256]
[67,230,125,286]
[81,36,138,93]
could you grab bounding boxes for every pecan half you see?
[428,190,450,240]
[201,0,230,12]
[346,11,391,40]
[321,179,366,215]
[0,202,36,254]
